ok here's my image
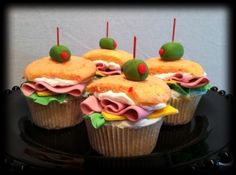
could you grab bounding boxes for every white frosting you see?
[94,90,135,105]
[34,77,78,87]
[142,103,167,111]
[93,60,121,70]
[94,90,166,110]
[105,117,163,128]
[155,72,208,80]
[154,72,191,80]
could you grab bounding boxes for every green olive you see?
[99,37,117,50]
[159,42,184,61]
[122,59,149,81]
[49,45,71,62]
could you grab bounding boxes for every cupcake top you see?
[20,27,97,105]
[80,74,178,129]
[145,42,211,96]
[21,55,96,105]
[82,22,133,77]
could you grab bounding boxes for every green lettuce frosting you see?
[169,83,189,95]
[84,112,106,129]
[168,83,211,96]
[27,93,67,105]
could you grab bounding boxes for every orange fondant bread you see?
[145,58,205,77]
[24,56,96,82]
[87,75,171,106]
[82,49,133,65]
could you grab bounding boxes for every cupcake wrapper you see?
[85,119,163,157]
[164,95,202,126]
[27,97,84,129]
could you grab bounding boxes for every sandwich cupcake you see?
[20,28,96,129]
[80,37,178,157]
[146,42,210,125]
[80,74,179,157]
[82,22,133,77]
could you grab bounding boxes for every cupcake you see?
[20,32,96,129]
[80,57,178,157]
[82,23,133,77]
[146,41,210,126]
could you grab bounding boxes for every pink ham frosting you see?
[80,95,102,114]
[96,63,107,71]
[96,62,121,75]
[98,69,122,75]
[21,82,86,97]
[80,95,151,121]
[167,73,210,88]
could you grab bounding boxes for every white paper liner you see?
[85,118,163,157]
[164,95,202,125]
[27,97,84,129]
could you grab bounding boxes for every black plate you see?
[4,89,232,172]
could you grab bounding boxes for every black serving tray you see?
[3,87,233,173]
